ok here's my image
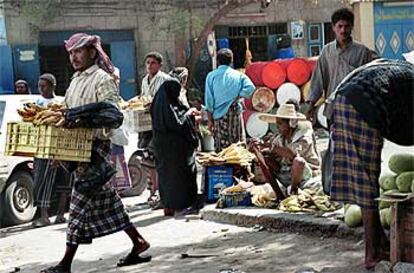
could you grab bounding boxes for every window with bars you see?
[268,23,288,35]
[215,23,288,38]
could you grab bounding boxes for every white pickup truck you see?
[0,94,150,226]
[0,95,39,225]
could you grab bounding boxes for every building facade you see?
[0,0,349,96]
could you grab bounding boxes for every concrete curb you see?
[201,204,364,240]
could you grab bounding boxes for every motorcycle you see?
[121,148,161,208]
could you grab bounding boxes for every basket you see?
[123,109,152,133]
[5,122,93,162]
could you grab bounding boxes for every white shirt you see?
[141,71,170,98]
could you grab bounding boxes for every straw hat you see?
[259,104,306,123]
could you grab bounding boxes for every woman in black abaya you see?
[150,79,199,217]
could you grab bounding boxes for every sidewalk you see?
[201,204,364,240]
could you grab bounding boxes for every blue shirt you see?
[205,65,255,120]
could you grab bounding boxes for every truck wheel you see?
[2,171,36,226]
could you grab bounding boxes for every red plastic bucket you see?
[243,98,254,111]
[261,61,286,89]
[243,110,254,125]
[245,62,267,86]
[286,58,311,86]
[305,56,318,73]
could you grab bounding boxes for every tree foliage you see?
[20,0,61,33]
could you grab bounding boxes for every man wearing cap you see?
[32,73,71,228]
[141,51,170,98]
[15,79,31,94]
[260,104,321,195]
[137,51,170,149]
[39,33,150,273]
[205,48,255,152]
[36,73,58,106]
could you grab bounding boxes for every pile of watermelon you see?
[344,153,414,228]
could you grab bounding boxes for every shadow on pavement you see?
[11,227,365,273]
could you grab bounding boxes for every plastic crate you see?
[5,122,93,162]
[5,122,40,157]
[124,109,152,133]
[206,166,233,202]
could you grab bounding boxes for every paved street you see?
[0,138,412,273]
[0,193,368,273]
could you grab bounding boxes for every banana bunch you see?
[218,142,256,166]
[17,103,46,122]
[222,185,244,194]
[196,152,226,165]
[121,95,152,110]
[17,102,65,125]
[32,109,64,125]
[279,188,339,213]
[197,142,256,167]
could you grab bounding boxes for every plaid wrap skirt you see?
[330,95,383,209]
[66,140,132,245]
[214,102,246,152]
[33,159,72,208]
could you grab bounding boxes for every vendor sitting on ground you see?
[257,103,321,195]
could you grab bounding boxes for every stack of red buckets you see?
[243,57,323,138]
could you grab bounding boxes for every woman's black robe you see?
[150,80,199,210]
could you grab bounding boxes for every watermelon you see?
[388,154,414,174]
[378,200,392,209]
[344,204,362,227]
[379,174,397,191]
[396,172,414,193]
[380,207,391,228]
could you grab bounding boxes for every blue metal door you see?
[0,45,14,93]
[374,2,414,59]
[111,41,137,100]
[12,45,40,93]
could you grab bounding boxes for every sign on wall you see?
[291,21,304,40]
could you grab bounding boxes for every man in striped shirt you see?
[40,33,150,273]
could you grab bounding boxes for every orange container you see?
[286,58,311,86]
[245,62,267,86]
[261,61,286,89]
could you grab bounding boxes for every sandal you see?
[39,265,71,273]
[117,253,152,267]
[32,219,51,228]
[54,216,67,224]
